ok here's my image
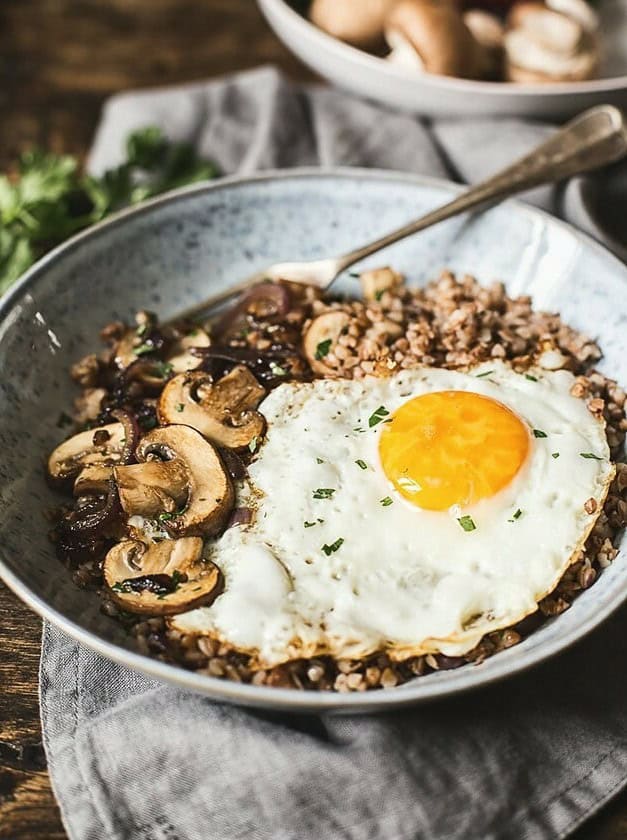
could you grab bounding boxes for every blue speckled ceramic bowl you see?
[0,169,626,713]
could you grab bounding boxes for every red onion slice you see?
[111,409,140,465]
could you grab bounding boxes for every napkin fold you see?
[42,67,627,840]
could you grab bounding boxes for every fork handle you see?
[335,105,627,274]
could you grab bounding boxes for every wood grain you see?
[0,1,626,837]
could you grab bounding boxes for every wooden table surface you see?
[0,2,626,838]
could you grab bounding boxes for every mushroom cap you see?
[104,536,223,615]
[48,423,126,482]
[385,0,486,78]
[310,0,397,50]
[115,424,234,538]
[303,311,351,376]
[158,366,266,450]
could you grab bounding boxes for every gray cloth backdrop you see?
[41,67,627,840]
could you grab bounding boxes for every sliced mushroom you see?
[114,458,190,517]
[158,366,266,450]
[310,0,397,50]
[384,0,490,79]
[303,311,351,376]
[48,423,126,483]
[504,28,597,81]
[114,424,234,537]
[168,328,211,374]
[73,464,114,497]
[359,267,404,301]
[104,536,223,615]
[505,0,599,82]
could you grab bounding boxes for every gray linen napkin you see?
[41,67,627,840]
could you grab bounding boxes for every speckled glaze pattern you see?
[0,169,626,713]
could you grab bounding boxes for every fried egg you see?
[172,361,614,666]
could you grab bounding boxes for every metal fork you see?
[171,104,627,325]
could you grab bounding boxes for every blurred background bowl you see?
[258,0,627,118]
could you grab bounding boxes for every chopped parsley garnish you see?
[154,361,173,378]
[508,509,523,522]
[158,512,175,522]
[315,339,332,360]
[136,323,148,337]
[175,403,185,412]
[552,452,560,459]
[313,488,335,500]
[476,370,494,378]
[316,457,324,464]
[248,436,259,454]
[348,271,360,278]
[355,459,368,470]
[533,429,547,438]
[380,496,393,507]
[304,521,317,528]
[525,374,538,382]
[374,289,384,302]
[353,426,365,433]
[132,343,154,356]
[580,452,602,460]
[458,515,476,532]
[270,362,287,377]
[368,405,390,427]
[322,538,344,556]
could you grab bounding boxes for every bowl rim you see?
[1,165,626,712]
[258,0,627,97]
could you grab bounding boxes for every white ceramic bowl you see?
[0,169,626,712]
[258,0,627,118]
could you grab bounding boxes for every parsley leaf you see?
[315,339,332,360]
[580,452,602,460]
[533,429,548,438]
[380,496,393,506]
[508,509,523,522]
[368,405,390,427]
[313,488,335,500]
[458,515,476,532]
[525,374,538,382]
[322,538,344,555]
[476,370,494,378]
[552,452,560,459]
[355,459,368,470]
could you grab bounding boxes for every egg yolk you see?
[379,391,530,511]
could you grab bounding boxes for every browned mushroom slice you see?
[104,536,223,615]
[303,311,350,376]
[114,458,190,517]
[158,366,266,450]
[73,464,115,497]
[114,424,234,537]
[168,328,211,374]
[48,423,126,483]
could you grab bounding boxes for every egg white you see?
[172,362,614,667]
